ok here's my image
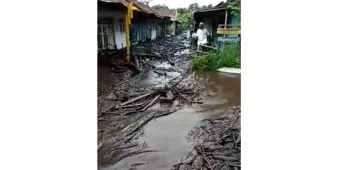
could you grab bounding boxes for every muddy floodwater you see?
[98,67,240,170]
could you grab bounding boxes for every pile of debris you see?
[171,105,241,170]
[98,33,204,166]
[97,72,206,165]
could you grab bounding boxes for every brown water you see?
[98,69,240,170]
[98,66,116,90]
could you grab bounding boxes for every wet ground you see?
[98,34,240,170]
[98,69,240,170]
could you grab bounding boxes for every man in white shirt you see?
[196,22,209,51]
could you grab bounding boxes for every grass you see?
[192,45,241,71]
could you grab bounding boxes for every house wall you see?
[202,17,213,36]
[155,20,164,38]
[98,10,127,50]
[150,19,157,40]
[170,22,176,35]
[113,12,126,49]
[98,23,115,50]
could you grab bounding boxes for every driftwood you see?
[98,35,207,168]
[171,105,241,170]
[190,91,200,104]
[195,146,214,170]
[111,103,144,110]
[120,92,153,106]
[141,94,160,111]
[174,88,189,102]
[123,113,156,143]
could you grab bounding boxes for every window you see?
[98,19,115,50]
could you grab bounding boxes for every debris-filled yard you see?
[98,33,240,170]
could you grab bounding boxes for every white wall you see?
[151,30,156,40]
[98,10,127,50]
[149,19,157,40]
[112,12,126,49]
[171,22,176,35]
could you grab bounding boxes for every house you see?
[193,0,241,47]
[129,0,166,43]
[157,9,179,36]
[97,0,176,58]
[98,0,133,51]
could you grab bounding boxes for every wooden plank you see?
[216,28,241,35]
[120,92,153,106]
[200,44,217,50]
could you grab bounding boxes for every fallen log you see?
[174,88,189,102]
[102,92,152,113]
[111,103,144,110]
[141,94,160,111]
[120,92,153,106]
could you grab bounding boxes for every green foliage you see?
[177,11,192,31]
[227,3,241,21]
[192,45,241,71]
[188,3,199,12]
[192,54,211,70]
[175,3,215,32]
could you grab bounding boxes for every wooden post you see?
[125,14,130,62]
[223,8,228,48]
[224,9,228,28]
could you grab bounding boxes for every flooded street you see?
[98,34,240,170]
[98,66,240,170]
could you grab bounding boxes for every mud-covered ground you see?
[98,34,240,170]
[171,106,240,170]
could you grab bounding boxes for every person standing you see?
[196,22,209,51]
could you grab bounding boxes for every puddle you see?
[103,107,201,170]
[138,61,181,88]
[99,71,240,170]
[98,66,116,87]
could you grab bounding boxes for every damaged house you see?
[98,0,131,51]
[157,9,179,36]
[193,0,241,47]
[98,0,179,56]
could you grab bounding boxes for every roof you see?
[99,0,129,8]
[99,0,174,20]
[194,0,240,14]
[215,1,226,8]
[131,0,154,14]
[131,0,168,19]
[156,9,177,21]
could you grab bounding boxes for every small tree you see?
[188,3,199,12]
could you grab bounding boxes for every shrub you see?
[192,45,241,71]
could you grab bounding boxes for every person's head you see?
[199,22,204,29]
